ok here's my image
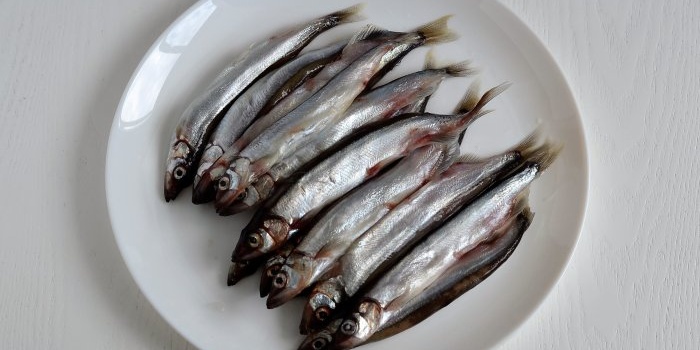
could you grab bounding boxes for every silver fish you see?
[299,132,533,332]
[230,82,505,266]
[225,58,475,213]
[266,144,458,311]
[216,16,459,208]
[298,209,533,350]
[331,150,560,349]
[191,42,347,204]
[163,4,364,201]
[201,25,407,210]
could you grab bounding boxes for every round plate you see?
[106,0,588,349]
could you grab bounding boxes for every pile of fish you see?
[162,5,560,349]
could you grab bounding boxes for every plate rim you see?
[104,1,590,348]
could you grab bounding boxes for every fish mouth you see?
[192,172,216,204]
[216,201,251,216]
[215,188,245,214]
[163,172,181,202]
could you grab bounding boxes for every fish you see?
[200,24,408,210]
[222,56,475,213]
[163,4,364,201]
[230,82,505,263]
[215,16,459,209]
[192,42,347,204]
[297,209,533,350]
[298,130,541,333]
[330,147,560,349]
[266,143,458,311]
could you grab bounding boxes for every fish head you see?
[333,299,382,349]
[300,279,344,334]
[298,319,342,350]
[164,141,193,202]
[192,157,229,204]
[233,216,290,261]
[216,186,259,216]
[266,254,314,308]
[259,259,283,298]
[214,157,252,212]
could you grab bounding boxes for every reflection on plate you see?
[106,1,588,349]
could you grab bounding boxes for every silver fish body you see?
[203,26,406,211]
[231,83,504,262]
[228,61,474,212]
[163,4,364,201]
[217,16,458,208]
[192,42,347,204]
[300,149,520,332]
[266,144,457,310]
[331,163,549,349]
[298,210,533,350]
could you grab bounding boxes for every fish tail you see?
[520,206,535,227]
[511,128,544,158]
[448,81,507,144]
[523,139,563,174]
[416,15,459,45]
[329,3,367,25]
[454,80,481,114]
[425,51,477,78]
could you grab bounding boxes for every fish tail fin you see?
[459,82,509,125]
[416,15,459,45]
[424,49,438,70]
[444,60,477,78]
[330,4,367,25]
[348,23,389,44]
[425,51,477,78]
[524,139,563,175]
[454,80,481,114]
[511,128,544,159]
[520,206,535,228]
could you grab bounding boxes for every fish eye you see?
[311,338,327,350]
[237,191,247,201]
[218,176,230,190]
[272,273,287,288]
[247,233,262,248]
[340,320,357,335]
[174,166,186,180]
[315,307,331,322]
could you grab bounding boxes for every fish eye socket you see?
[218,177,230,190]
[315,307,330,321]
[340,320,357,335]
[174,166,186,180]
[247,233,261,248]
[311,338,327,350]
[272,273,287,288]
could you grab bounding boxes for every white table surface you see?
[1,1,697,349]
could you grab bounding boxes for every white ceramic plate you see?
[106,0,588,349]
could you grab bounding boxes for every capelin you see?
[266,255,315,308]
[332,300,382,350]
[164,141,192,202]
[300,278,345,334]
[217,186,259,216]
[191,166,218,204]
[232,216,290,261]
[298,319,342,350]
[214,157,252,212]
